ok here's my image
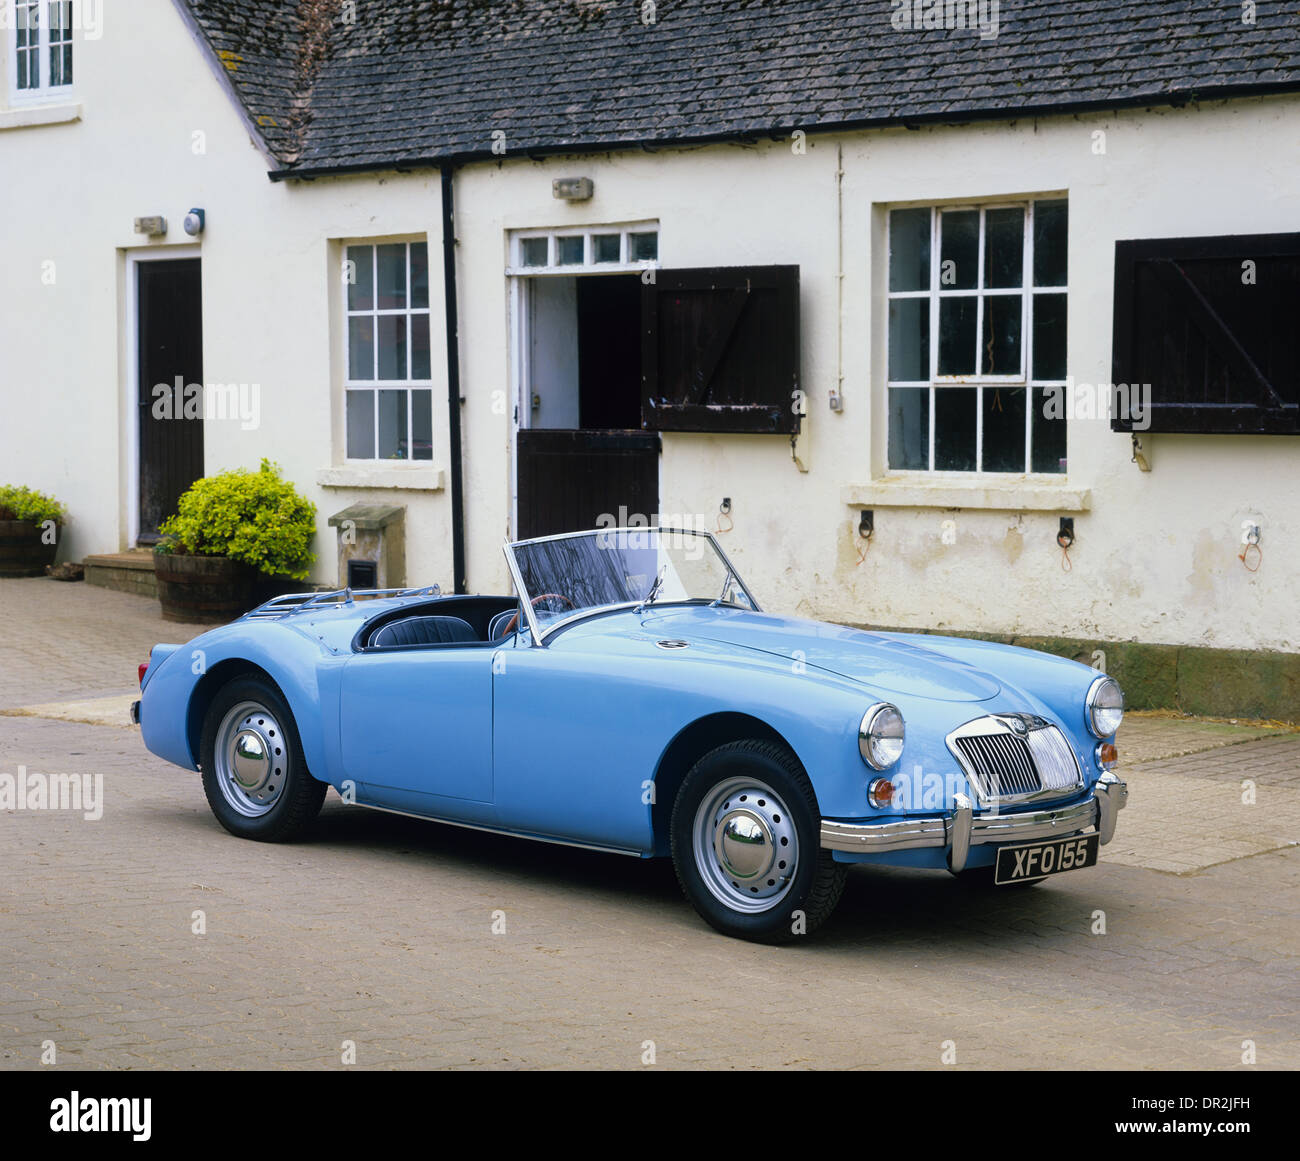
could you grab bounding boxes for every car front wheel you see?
[199,676,326,842]
[670,739,846,942]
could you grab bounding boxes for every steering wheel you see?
[502,593,575,636]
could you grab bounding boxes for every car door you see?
[338,643,496,816]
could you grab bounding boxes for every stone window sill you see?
[316,467,445,491]
[0,102,82,131]
[841,478,1091,512]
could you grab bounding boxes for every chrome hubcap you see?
[213,701,288,817]
[694,777,798,913]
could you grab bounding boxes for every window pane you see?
[934,388,976,471]
[347,246,374,311]
[412,390,433,460]
[1033,200,1069,287]
[981,294,1022,375]
[378,390,409,459]
[937,297,977,375]
[630,232,658,262]
[410,243,429,309]
[376,244,407,309]
[981,386,1026,472]
[556,236,584,266]
[521,238,548,267]
[888,388,930,470]
[984,207,1024,288]
[346,391,375,458]
[888,298,929,381]
[593,234,621,263]
[1032,293,1067,380]
[377,315,407,380]
[940,210,978,289]
[1032,387,1068,473]
[889,208,930,292]
[411,314,431,381]
[347,316,374,381]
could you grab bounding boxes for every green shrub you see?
[0,485,67,526]
[158,460,316,580]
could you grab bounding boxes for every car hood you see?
[640,607,1001,703]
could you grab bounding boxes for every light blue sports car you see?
[135,526,1128,942]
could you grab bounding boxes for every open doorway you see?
[513,225,661,540]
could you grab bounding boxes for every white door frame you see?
[123,245,201,547]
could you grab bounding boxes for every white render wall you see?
[0,0,456,588]
[454,97,1300,653]
[1,0,1295,652]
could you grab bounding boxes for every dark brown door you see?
[516,273,658,540]
[137,259,203,542]
[516,429,659,541]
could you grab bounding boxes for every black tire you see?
[199,675,326,842]
[670,739,846,943]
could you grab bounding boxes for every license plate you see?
[994,833,1099,884]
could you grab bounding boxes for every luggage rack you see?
[242,584,443,620]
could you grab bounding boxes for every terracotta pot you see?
[0,519,59,577]
[155,554,256,623]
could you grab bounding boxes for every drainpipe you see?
[440,165,467,594]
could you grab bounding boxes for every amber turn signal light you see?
[868,778,897,808]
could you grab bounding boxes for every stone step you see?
[84,551,158,598]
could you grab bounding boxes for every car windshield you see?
[506,527,758,638]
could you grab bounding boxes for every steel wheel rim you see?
[213,700,289,818]
[693,776,799,913]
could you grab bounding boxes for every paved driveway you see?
[1,578,1297,1069]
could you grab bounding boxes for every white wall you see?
[453,98,1300,652]
[1,0,1295,652]
[0,0,456,588]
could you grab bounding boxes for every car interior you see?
[356,596,523,651]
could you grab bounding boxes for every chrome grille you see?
[949,715,1081,804]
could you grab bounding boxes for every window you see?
[1111,232,1300,434]
[509,224,659,274]
[9,1,74,101]
[886,199,1068,474]
[344,241,433,461]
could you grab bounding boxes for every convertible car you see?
[135,526,1127,942]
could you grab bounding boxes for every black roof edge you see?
[265,81,1300,183]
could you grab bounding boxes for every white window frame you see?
[7,0,76,106]
[506,222,660,276]
[342,238,434,464]
[885,198,1069,475]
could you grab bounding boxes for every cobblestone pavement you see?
[1,578,1297,1070]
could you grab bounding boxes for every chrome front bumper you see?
[820,772,1128,873]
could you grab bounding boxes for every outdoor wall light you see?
[133,216,167,237]
[552,177,593,200]
[183,208,206,236]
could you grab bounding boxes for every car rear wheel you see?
[670,739,846,942]
[200,676,326,842]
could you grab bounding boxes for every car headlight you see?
[1086,675,1124,738]
[859,703,905,770]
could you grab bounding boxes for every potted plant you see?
[155,460,316,623]
[0,485,67,577]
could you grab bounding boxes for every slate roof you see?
[179,0,1300,178]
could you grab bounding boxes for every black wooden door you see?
[516,429,659,540]
[137,259,204,541]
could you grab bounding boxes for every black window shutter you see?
[1112,233,1300,434]
[641,265,800,434]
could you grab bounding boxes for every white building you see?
[2,0,1298,714]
